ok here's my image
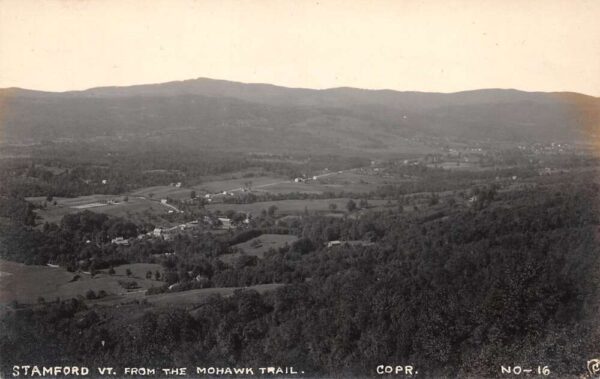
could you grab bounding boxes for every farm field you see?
[145,283,283,308]
[249,170,414,194]
[0,259,75,304]
[206,198,392,217]
[127,175,287,200]
[426,162,481,170]
[27,195,173,224]
[0,259,164,305]
[129,185,196,200]
[253,181,336,194]
[24,168,390,226]
[220,234,298,264]
[99,263,165,279]
[192,175,286,193]
[27,194,123,207]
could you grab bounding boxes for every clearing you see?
[219,234,298,264]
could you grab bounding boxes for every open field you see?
[220,234,298,264]
[145,283,283,308]
[0,259,74,304]
[127,175,287,200]
[426,162,481,170]
[246,170,414,194]
[25,168,390,225]
[0,258,280,311]
[0,260,164,304]
[27,195,173,224]
[129,185,196,200]
[252,181,327,194]
[27,194,121,207]
[99,263,165,279]
[89,283,284,310]
[193,175,286,193]
[207,198,392,217]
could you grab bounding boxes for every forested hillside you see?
[2,169,598,377]
[2,79,598,153]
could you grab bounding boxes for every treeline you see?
[0,208,141,268]
[0,143,370,199]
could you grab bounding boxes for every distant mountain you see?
[1,78,598,154]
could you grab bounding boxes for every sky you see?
[0,0,599,96]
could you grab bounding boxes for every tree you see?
[190,190,197,199]
[154,270,161,281]
[232,212,247,224]
[85,289,97,300]
[346,199,357,212]
[291,238,315,255]
[428,193,439,206]
[146,270,152,279]
[126,268,132,277]
[329,203,338,211]
[108,267,115,275]
[268,205,278,217]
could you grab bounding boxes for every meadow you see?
[0,260,164,305]
[219,234,299,264]
[206,198,392,217]
[27,195,173,224]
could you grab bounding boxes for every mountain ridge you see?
[3,77,599,99]
[1,78,598,153]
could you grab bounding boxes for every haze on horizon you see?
[1,0,599,96]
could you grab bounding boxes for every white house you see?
[111,237,129,246]
[326,240,342,248]
[218,217,232,229]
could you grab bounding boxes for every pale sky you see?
[0,0,599,96]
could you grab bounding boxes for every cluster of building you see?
[134,214,250,242]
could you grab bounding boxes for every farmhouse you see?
[326,240,341,248]
[326,240,374,248]
[195,274,208,282]
[218,217,232,229]
[111,237,129,246]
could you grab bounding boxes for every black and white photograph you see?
[0,0,599,377]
